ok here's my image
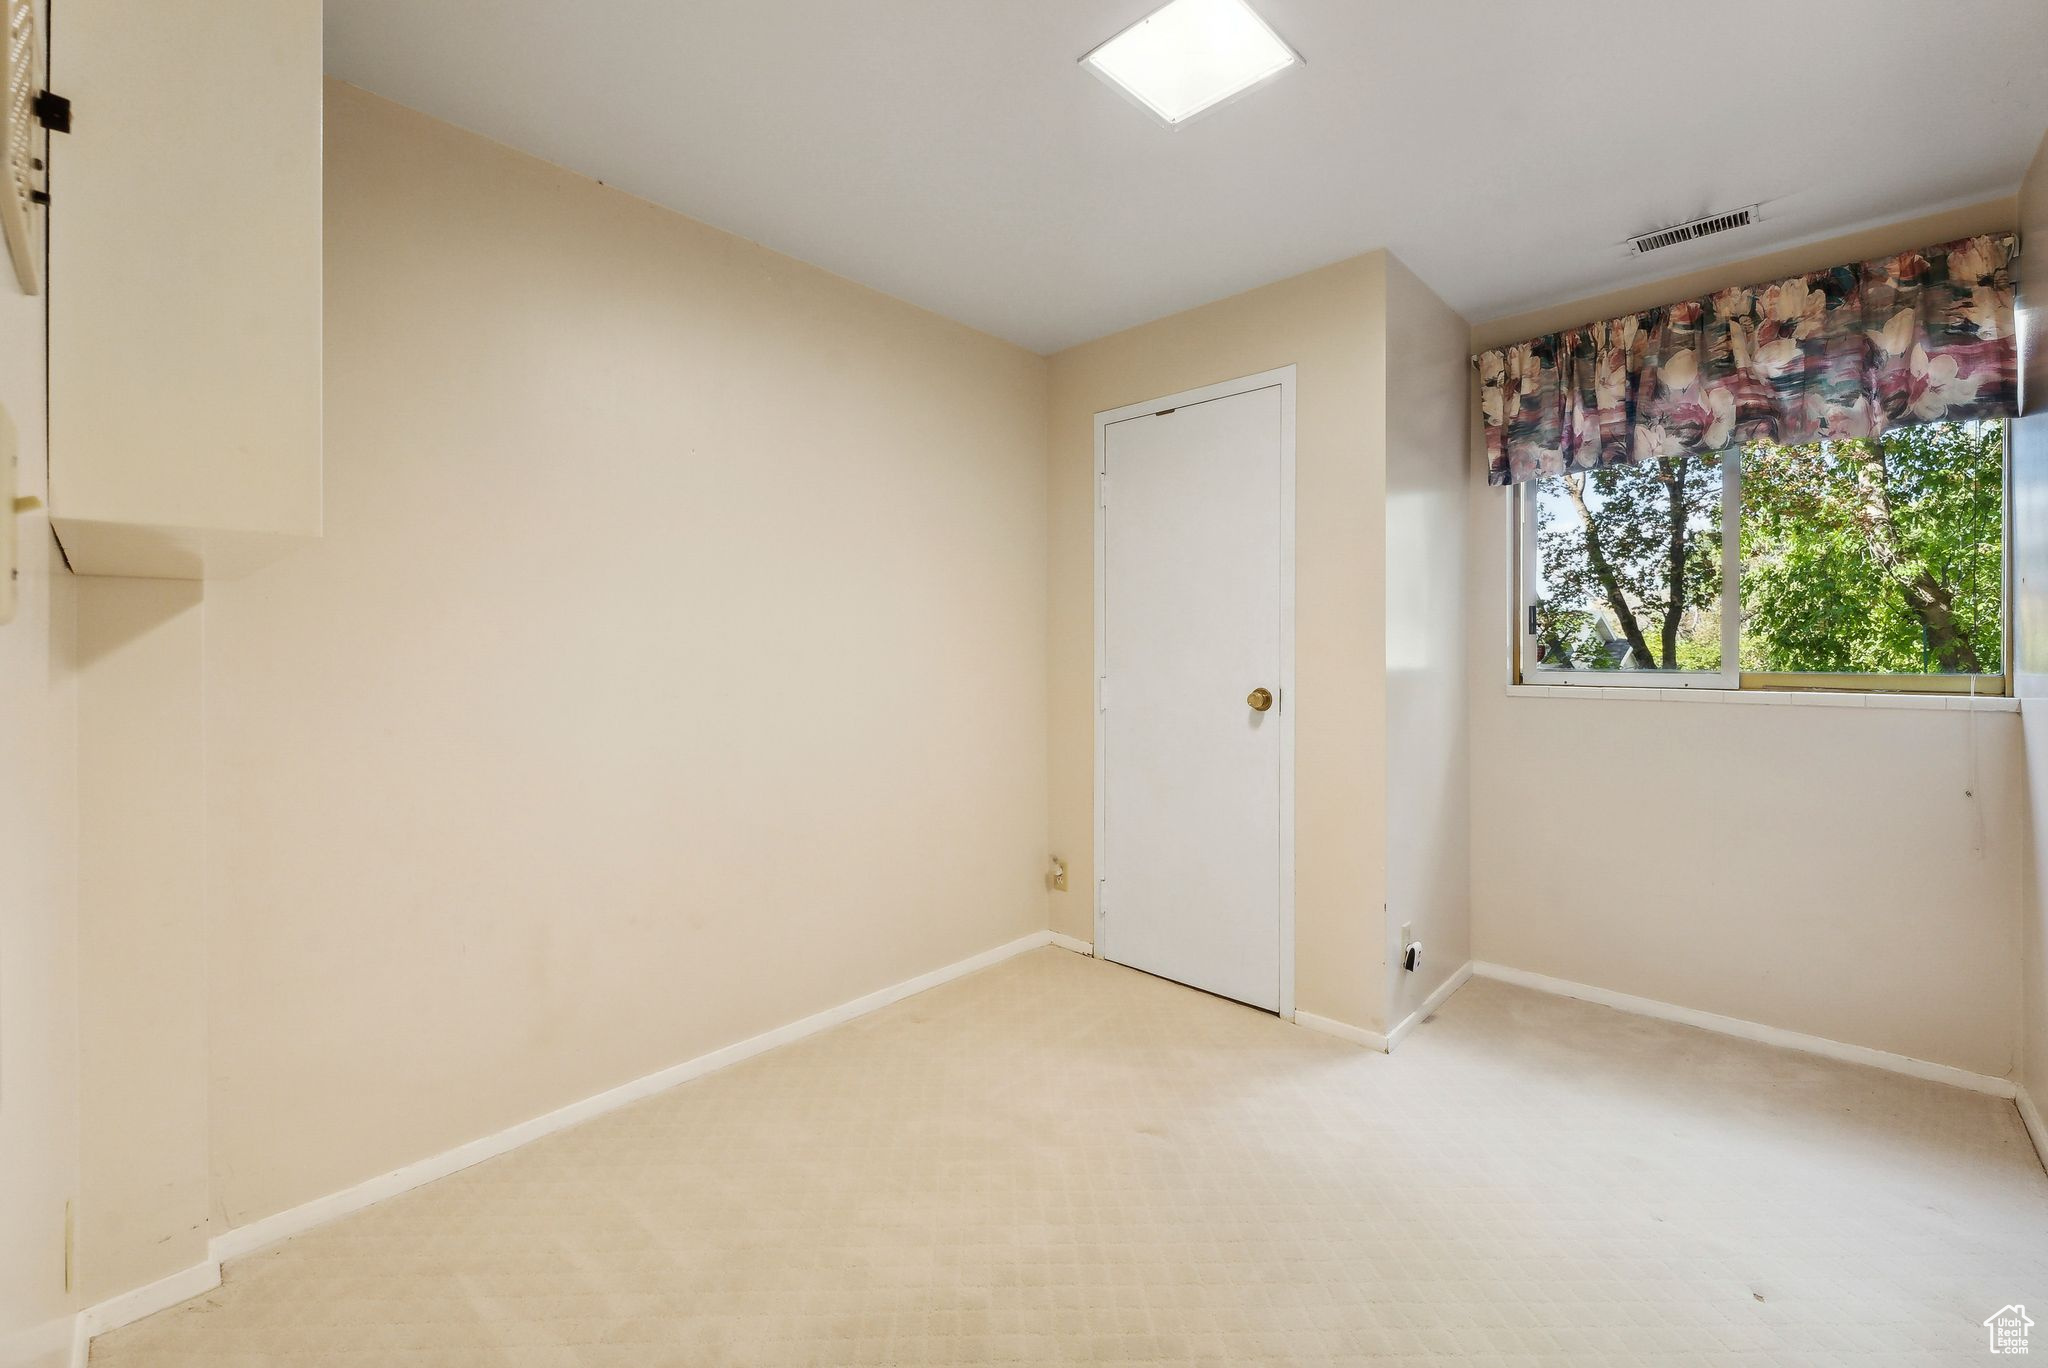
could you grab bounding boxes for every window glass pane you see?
[1530,455,1724,673]
[1737,420,2003,676]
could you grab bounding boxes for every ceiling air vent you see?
[1627,205,1759,257]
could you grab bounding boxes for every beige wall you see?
[1468,200,2026,1079]
[188,82,1051,1228]
[1383,259,1472,1024]
[74,581,211,1301]
[2014,126,2048,1105]
[1047,254,1394,1031]
[56,0,321,1307]
[0,27,80,1350]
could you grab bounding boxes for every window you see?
[1517,419,2006,694]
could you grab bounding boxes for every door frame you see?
[1092,365,1297,1019]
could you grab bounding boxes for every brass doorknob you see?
[1247,687,1273,712]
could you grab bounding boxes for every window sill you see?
[1503,682,2017,712]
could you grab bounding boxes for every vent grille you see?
[0,0,38,293]
[1628,205,1758,256]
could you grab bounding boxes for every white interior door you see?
[1098,374,1290,1013]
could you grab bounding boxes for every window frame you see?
[1512,423,2010,697]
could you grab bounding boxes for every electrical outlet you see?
[1399,923,1412,950]
[1049,856,1068,892]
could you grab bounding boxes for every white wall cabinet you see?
[48,0,322,578]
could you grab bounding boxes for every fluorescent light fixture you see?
[1081,0,1301,127]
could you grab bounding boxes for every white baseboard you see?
[1048,932,1093,956]
[1386,961,1473,1051]
[1294,1011,1390,1052]
[76,1258,220,1341]
[214,928,1054,1262]
[1295,960,1476,1056]
[1471,961,2017,1099]
[75,930,1058,1350]
[2017,1085,2048,1174]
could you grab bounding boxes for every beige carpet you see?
[93,947,2047,1366]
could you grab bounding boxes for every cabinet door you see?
[49,0,321,578]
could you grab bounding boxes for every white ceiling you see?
[324,0,2048,355]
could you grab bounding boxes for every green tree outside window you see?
[1531,421,2003,679]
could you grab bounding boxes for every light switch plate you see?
[0,403,19,625]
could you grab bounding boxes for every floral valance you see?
[1476,233,2019,487]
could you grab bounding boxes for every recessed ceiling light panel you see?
[1081,0,1301,127]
